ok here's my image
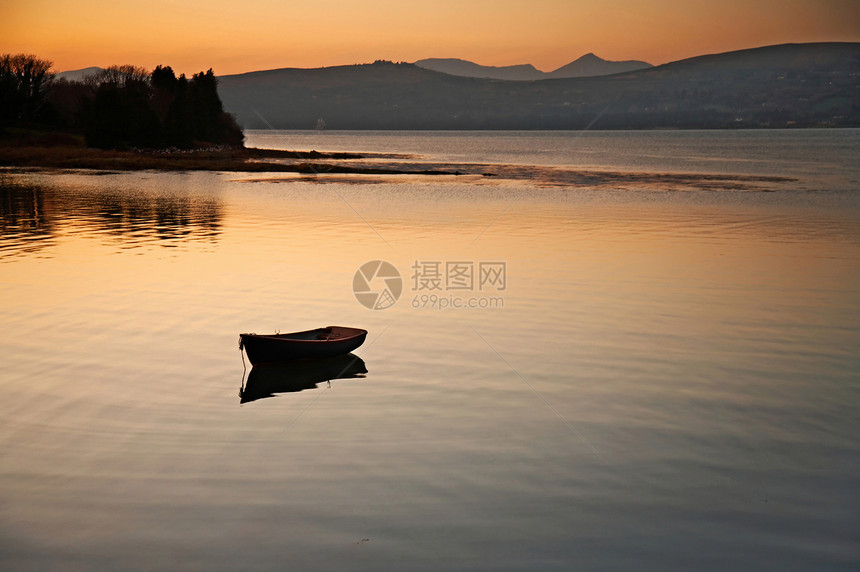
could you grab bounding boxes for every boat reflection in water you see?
[239,353,367,404]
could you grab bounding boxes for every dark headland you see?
[0,59,445,174]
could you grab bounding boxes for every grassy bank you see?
[0,128,450,175]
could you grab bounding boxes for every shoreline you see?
[0,144,457,175]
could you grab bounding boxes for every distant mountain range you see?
[216,43,860,130]
[414,54,652,80]
[55,51,650,84]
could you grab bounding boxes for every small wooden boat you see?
[239,326,367,365]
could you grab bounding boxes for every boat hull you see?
[240,326,367,365]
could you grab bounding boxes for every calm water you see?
[1,130,859,570]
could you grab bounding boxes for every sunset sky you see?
[3,0,859,75]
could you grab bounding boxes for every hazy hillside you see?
[55,67,103,81]
[415,54,651,80]
[414,58,545,81]
[218,43,860,130]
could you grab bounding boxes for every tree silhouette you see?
[85,71,160,149]
[4,56,243,149]
[86,65,150,89]
[150,65,193,146]
[43,77,93,128]
[83,64,243,149]
[0,54,54,125]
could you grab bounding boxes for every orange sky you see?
[2,0,858,75]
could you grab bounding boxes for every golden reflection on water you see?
[1,170,859,570]
[2,173,859,334]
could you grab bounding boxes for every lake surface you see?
[1,130,859,570]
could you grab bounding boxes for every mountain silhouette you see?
[547,53,652,78]
[415,54,651,80]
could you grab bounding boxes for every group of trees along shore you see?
[1,54,243,149]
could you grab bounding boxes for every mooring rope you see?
[238,336,248,398]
